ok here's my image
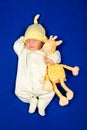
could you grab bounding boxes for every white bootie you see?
[28,97,38,113]
[38,109,45,116]
[38,99,46,116]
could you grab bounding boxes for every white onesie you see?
[13,37,61,116]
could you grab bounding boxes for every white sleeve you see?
[13,36,25,56]
[47,50,61,63]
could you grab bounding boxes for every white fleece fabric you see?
[13,37,61,115]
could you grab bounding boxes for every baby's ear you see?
[56,40,63,46]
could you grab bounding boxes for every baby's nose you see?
[29,39,33,44]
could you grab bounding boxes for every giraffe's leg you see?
[43,80,53,91]
[60,79,74,100]
[43,75,53,91]
[53,83,69,106]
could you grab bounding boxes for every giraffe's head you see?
[43,35,62,56]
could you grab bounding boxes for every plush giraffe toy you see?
[42,36,79,106]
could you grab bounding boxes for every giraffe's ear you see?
[56,40,63,46]
[43,36,48,42]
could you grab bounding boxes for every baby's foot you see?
[38,99,46,116]
[29,103,36,113]
[38,108,45,116]
[28,98,37,113]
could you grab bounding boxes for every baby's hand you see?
[45,58,55,65]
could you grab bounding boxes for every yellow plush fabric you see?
[43,36,79,106]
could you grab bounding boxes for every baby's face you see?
[25,39,43,51]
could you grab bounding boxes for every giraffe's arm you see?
[61,64,73,71]
[61,64,80,76]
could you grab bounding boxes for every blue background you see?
[0,0,87,130]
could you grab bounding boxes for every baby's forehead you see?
[25,38,42,42]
